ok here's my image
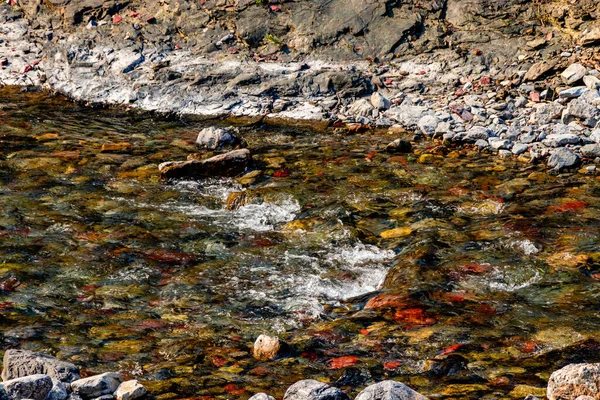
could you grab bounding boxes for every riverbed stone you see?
[417,115,439,136]
[253,335,281,361]
[584,75,600,90]
[349,99,375,117]
[249,394,276,400]
[580,144,600,158]
[385,139,412,153]
[542,133,580,147]
[196,127,239,149]
[355,380,427,400]
[70,372,122,399]
[159,148,252,180]
[547,363,600,400]
[2,374,52,400]
[47,378,68,400]
[371,92,391,110]
[559,87,587,99]
[547,148,580,171]
[1,350,80,383]
[114,380,147,400]
[283,380,349,400]
[562,64,587,85]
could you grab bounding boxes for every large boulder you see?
[196,127,239,150]
[70,372,122,399]
[547,363,600,400]
[284,380,349,400]
[355,381,428,400]
[114,380,147,400]
[159,149,252,180]
[2,374,53,400]
[1,350,80,383]
[547,148,580,171]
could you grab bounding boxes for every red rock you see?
[211,357,228,367]
[393,308,436,326]
[359,329,370,335]
[365,294,408,309]
[269,5,281,11]
[224,384,246,396]
[530,91,541,102]
[113,15,122,24]
[520,341,537,353]
[439,343,464,355]
[327,356,358,369]
[248,366,271,376]
[23,65,33,73]
[473,49,483,55]
[383,361,402,370]
[549,201,587,213]
[480,77,491,85]
[273,169,290,178]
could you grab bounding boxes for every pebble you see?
[559,87,587,99]
[253,335,281,361]
[114,380,147,400]
[561,63,587,85]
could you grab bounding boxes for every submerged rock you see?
[1,350,80,383]
[70,372,122,399]
[385,139,412,153]
[253,335,281,361]
[547,363,600,400]
[159,149,252,180]
[2,374,53,400]
[249,394,276,400]
[355,381,427,400]
[284,380,349,400]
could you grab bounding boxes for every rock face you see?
[253,335,281,361]
[70,372,122,399]
[284,380,350,400]
[2,374,53,400]
[1,350,80,383]
[159,149,252,180]
[196,127,239,150]
[355,381,428,400]
[114,380,147,400]
[547,363,600,400]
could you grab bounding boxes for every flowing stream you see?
[2,87,600,399]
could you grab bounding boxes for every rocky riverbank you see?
[3,348,600,400]
[4,1,600,169]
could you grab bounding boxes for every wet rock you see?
[100,143,132,153]
[371,92,391,110]
[3,374,53,400]
[547,363,600,400]
[562,64,587,85]
[385,139,412,153]
[283,380,349,400]
[418,115,439,136]
[355,380,427,400]
[70,372,122,399]
[547,148,580,171]
[114,380,147,400]
[1,350,80,383]
[253,335,281,361]
[159,149,252,180]
[249,394,276,400]
[196,127,239,149]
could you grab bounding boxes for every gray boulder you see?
[355,381,427,400]
[547,148,580,171]
[547,363,600,400]
[580,144,600,158]
[196,127,239,150]
[417,115,439,136]
[542,133,580,147]
[564,99,599,127]
[530,102,565,125]
[385,105,429,128]
[349,99,375,117]
[47,378,68,400]
[559,87,587,99]
[283,380,349,400]
[590,129,600,143]
[2,374,52,400]
[1,350,80,383]
[461,126,492,143]
[70,373,122,399]
[370,92,391,110]
[562,63,587,85]
[159,148,252,180]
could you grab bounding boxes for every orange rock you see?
[253,335,280,361]
[101,142,132,153]
[365,294,408,310]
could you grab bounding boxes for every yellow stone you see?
[546,252,589,271]
[418,154,435,164]
[34,133,60,141]
[509,385,546,398]
[389,208,413,218]
[380,227,412,239]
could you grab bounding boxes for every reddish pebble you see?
[480,77,491,85]
[383,360,402,370]
[113,15,122,24]
[23,65,33,73]
[439,343,464,356]
[269,5,281,11]
[530,91,541,102]
[327,356,359,369]
[273,169,290,178]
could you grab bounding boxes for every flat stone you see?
[355,380,427,400]
[385,105,429,128]
[461,126,492,143]
[547,148,580,171]
[512,143,529,155]
[524,59,558,81]
[580,26,600,46]
[349,99,375,117]
[159,149,252,180]
[1,350,80,383]
[283,380,349,400]
[530,102,565,125]
[559,87,587,99]
[489,138,512,150]
[547,363,600,400]
[584,75,600,90]
[70,373,122,399]
[3,374,53,400]
[580,144,600,158]
[542,133,580,147]
[114,380,147,400]
[562,63,587,85]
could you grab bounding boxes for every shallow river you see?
[1,87,600,399]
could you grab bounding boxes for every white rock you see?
[114,380,147,400]
[253,335,280,361]
[71,372,122,398]
[583,75,600,90]
[562,63,587,85]
[370,92,391,110]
